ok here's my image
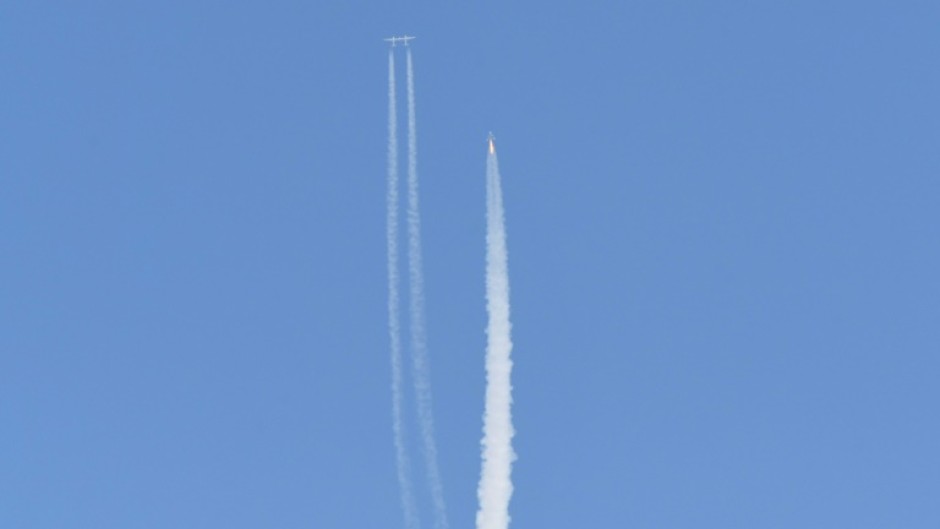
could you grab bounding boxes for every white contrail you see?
[405,46,450,529]
[387,48,420,529]
[476,139,516,529]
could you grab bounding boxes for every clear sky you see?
[2,1,939,528]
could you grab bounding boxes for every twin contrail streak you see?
[405,47,449,529]
[476,141,516,529]
[387,49,419,529]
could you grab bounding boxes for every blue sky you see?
[2,1,939,527]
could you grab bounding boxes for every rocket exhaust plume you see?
[405,47,450,529]
[387,49,419,529]
[476,136,516,529]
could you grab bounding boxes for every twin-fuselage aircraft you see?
[384,35,415,47]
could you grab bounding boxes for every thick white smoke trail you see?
[405,47,450,529]
[476,142,516,529]
[387,49,420,529]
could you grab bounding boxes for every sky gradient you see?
[2,1,939,527]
